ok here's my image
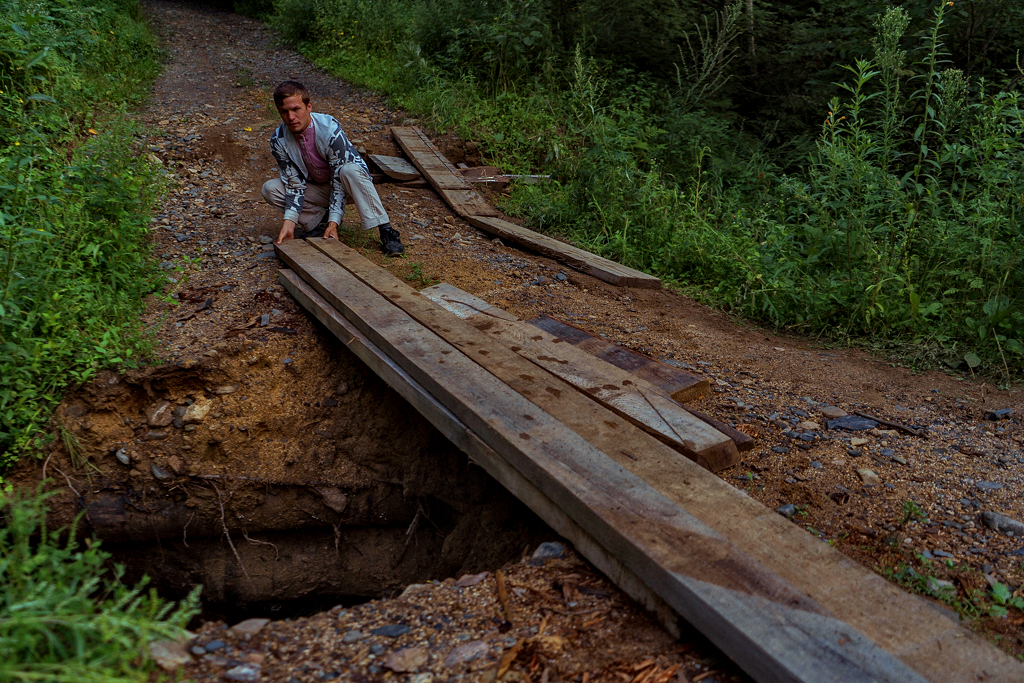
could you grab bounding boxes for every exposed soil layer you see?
[10,0,1024,676]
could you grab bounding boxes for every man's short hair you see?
[274,80,311,107]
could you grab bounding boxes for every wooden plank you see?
[530,315,709,403]
[420,285,739,471]
[391,127,469,189]
[281,239,941,683]
[418,282,518,322]
[465,215,661,289]
[392,125,654,285]
[294,240,1024,683]
[367,154,421,181]
[439,189,502,218]
[278,268,688,637]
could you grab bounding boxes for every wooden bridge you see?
[272,128,1024,683]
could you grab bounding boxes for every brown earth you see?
[11,0,1024,679]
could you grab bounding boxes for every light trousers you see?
[261,163,389,230]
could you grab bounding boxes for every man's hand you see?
[276,219,296,245]
[322,221,339,240]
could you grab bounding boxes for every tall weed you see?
[0,0,162,465]
[0,487,201,681]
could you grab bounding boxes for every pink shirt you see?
[295,119,331,185]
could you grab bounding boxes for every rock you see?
[114,447,131,465]
[775,504,797,518]
[555,273,566,281]
[384,647,429,673]
[168,455,186,475]
[771,446,789,454]
[982,511,1024,535]
[976,481,1003,491]
[985,408,1013,421]
[224,664,261,682]
[191,645,207,656]
[455,572,489,587]
[204,639,226,651]
[850,437,869,446]
[797,421,820,431]
[147,400,175,427]
[828,416,879,431]
[342,630,364,644]
[880,449,895,457]
[259,235,274,244]
[229,618,270,637]
[847,449,862,457]
[212,384,239,395]
[444,640,490,668]
[532,541,566,560]
[926,577,955,593]
[149,640,191,671]
[411,674,434,683]
[857,469,880,486]
[810,461,824,469]
[399,583,433,599]
[144,430,168,441]
[151,464,174,481]
[183,396,212,423]
[933,550,953,558]
[316,487,348,513]
[820,406,847,419]
[371,624,411,638]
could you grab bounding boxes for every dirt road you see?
[24,0,1024,678]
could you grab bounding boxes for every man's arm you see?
[270,134,307,244]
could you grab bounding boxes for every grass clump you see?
[0,0,164,466]
[0,487,201,681]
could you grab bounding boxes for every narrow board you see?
[530,315,709,403]
[391,125,656,286]
[278,268,688,637]
[465,215,661,289]
[420,283,739,471]
[281,238,943,683]
[367,154,421,181]
[391,126,501,217]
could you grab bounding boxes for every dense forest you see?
[238,0,1024,376]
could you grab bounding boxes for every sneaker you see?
[378,223,404,256]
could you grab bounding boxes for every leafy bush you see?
[0,0,163,465]
[0,487,201,682]
[270,0,1022,375]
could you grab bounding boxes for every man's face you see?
[277,95,312,134]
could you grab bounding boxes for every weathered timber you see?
[391,127,501,217]
[281,238,941,683]
[529,315,708,403]
[367,154,421,181]
[278,268,687,637]
[464,215,661,289]
[420,284,739,471]
[391,125,655,287]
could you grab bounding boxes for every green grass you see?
[0,487,201,682]
[0,0,165,467]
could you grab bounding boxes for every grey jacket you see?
[269,112,369,225]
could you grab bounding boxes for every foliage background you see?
[0,0,165,463]
[235,0,1023,378]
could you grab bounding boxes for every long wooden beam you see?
[419,283,739,471]
[280,238,1010,682]
[390,126,661,289]
[278,268,688,636]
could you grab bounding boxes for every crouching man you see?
[262,80,404,255]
